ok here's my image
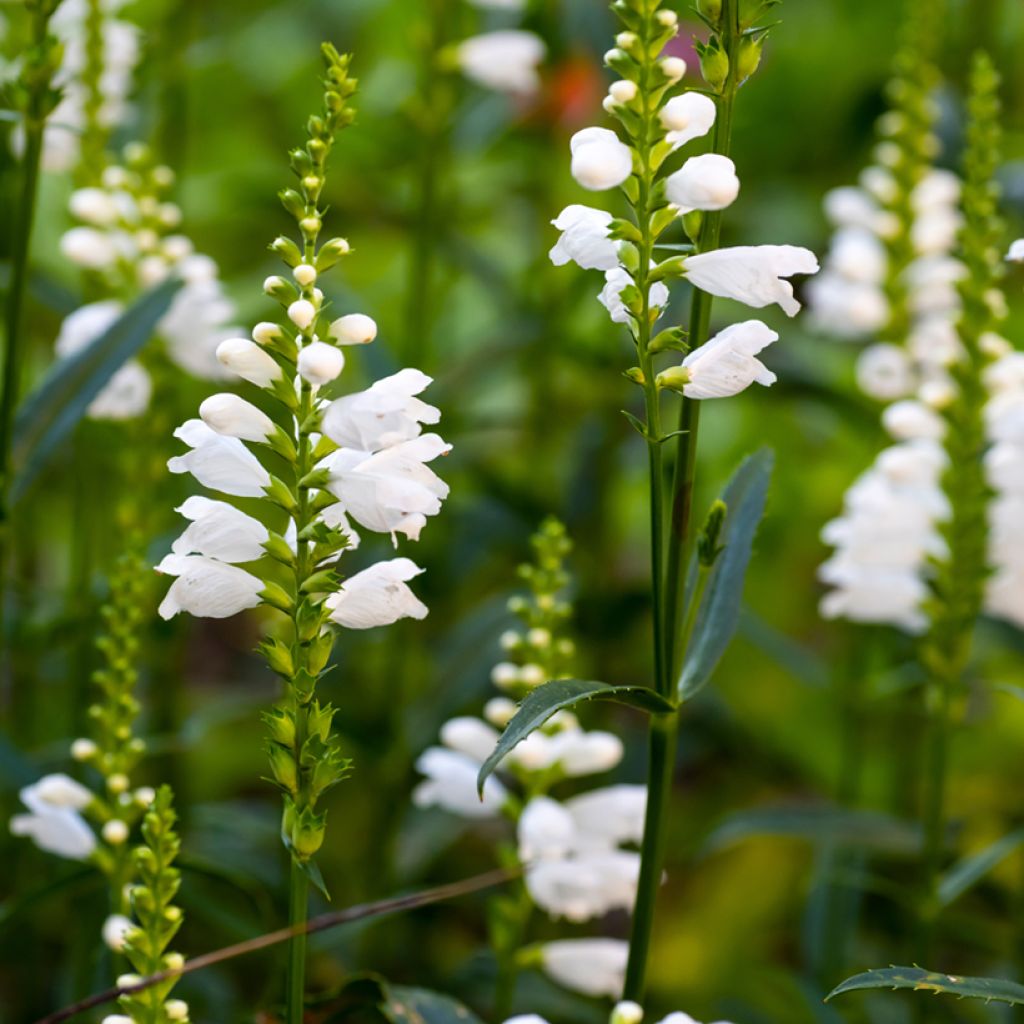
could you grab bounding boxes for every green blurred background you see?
[3,0,1024,1021]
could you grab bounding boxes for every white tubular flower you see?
[160,269,241,381]
[551,729,624,775]
[439,717,500,763]
[215,337,283,387]
[171,496,269,563]
[564,784,647,848]
[325,558,428,629]
[413,747,508,818]
[806,275,889,338]
[69,187,120,226]
[457,30,546,96]
[828,228,887,284]
[297,341,345,385]
[526,849,641,921]
[518,797,576,862]
[55,300,124,358]
[819,565,930,633]
[599,267,669,324]
[540,939,628,998]
[60,226,120,269]
[570,127,634,192]
[909,315,962,368]
[882,400,946,441]
[156,554,264,620]
[327,434,451,541]
[673,320,778,399]
[912,168,960,211]
[168,420,271,497]
[1006,239,1024,262]
[330,313,378,345]
[659,92,716,148]
[102,914,134,952]
[683,245,820,316]
[11,775,96,860]
[549,205,618,271]
[665,154,740,213]
[199,393,275,443]
[322,368,440,451]
[855,344,914,401]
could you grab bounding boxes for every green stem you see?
[492,879,533,1020]
[287,859,310,1024]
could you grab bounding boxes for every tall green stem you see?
[623,0,742,1001]
[287,860,311,1024]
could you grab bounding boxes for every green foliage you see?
[828,966,1024,1007]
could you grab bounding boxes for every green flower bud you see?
[267,742,299,794]
[698,40,729,92]
[270,235,302,267]
[697,0,723,25]
[698,499,728,567]
[261,706,296,746]
[655,365,692,392]
[291,807,326,858]
[737,34,765,83]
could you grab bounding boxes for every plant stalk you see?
[287,861,310,1024]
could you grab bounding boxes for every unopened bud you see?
[330,313,377,345]
[656,365,692,392]
[660,56,687,83]
[293,263,317,287]
[71,738,98,761]
[102,819,129,845]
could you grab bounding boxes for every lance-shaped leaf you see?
[10,276,181,505]
[476,679,676,794]
[827,966,1024,1006]
[678,448,773,702]
[326,974,486,1024]
[938,827,1024,908]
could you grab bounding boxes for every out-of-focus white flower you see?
[519,796,576,861]
[598,267,669,324]
[1006,239,1024,262]
[322,369,440,452]
[564,785,646,849]
[882,400,946,441]
[570,127,633,192]
[683,245,820,317]
[666,320,778,399]
[156,554,263,620]
[325,558,428,629]
[439,717,500,763]
[60,226,121,269]
[102,914,134,952]
[199,394,275,443]
[540,938,628,997]
[171,496,268,563]
[167,420,271,497]
[10,775,97,860]
[912,168,960,212]
[160,271,241,382]
[457,30,546,96]
[412,747,508,817]
[549,205,618,271]
[806,274,889,339]
[665,154,739,213]
[908,314,962,368]
[855,343,914,401]
[659,92,716,149]
[828,228,887,284]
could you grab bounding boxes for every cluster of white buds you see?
[504,999,736,1024]
[453,0,546,97]
[18,0,140,173]
[414,521,638,997]
[56,146,241,419]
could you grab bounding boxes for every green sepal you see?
[682,210,704,243]
[265,740,299,794]
[260,581,294,614]
[307,700,336,742]
[621,409,648,438]
[279,188,305,219]
[295,599,324,643]
[301,568,339,594]
[315,237,351,271]
[312,435,339,461]
[264,474,297,511]
[269,235,302,267]
[258,636,295,678]
[263,531,296,566]
[267,425,298,463]
[604,48,638,80]
[290,804,327,859]
[650,254,688,282]
[299,467,331,491]
[608,218,642,243]
[697,499,728,567]
[307,631,335,675]
[261,705,296,746]
[311,487,339,513]
[617,242,640,274]
[270,373,300,411]
[621,175,639,204]
[263,275,298,305]
[649,326,688,354]
[650,205,679,238]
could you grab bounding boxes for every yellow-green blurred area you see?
[3,0,1024,1021]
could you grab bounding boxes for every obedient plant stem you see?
[287,862,310,1024]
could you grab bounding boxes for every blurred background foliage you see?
[3,0,1024,1021]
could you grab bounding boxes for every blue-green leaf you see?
[937,827,1024,907]
[476,679,676,794]
[10,276,181,505]
[827,966,1024,1006]
[678,448,774,701]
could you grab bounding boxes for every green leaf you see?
[827,966,1024,1006]
[678,448,773,702]
[324,974,485,1024]
[937,827,1024,907]
[9,277,182,505]
[476,679,676,794]
[702,804,923,857]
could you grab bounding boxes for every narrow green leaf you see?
[702,804,923,857]
[9,276,182,505]
[325,974,485,1024]
[827,966,1024,1006]
[476,679,676,794]
[937,827,1024,907]
[678,448,773,702]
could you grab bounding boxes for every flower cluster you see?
[549,11,817,404]
[503,999,735,1024]
[455,0,546,98]
[414,521,639,999]
[56,144,240,419]
[158,47,448,867]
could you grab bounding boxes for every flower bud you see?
[612,1003,644,1024]
[165,1001,189,1021]
[69,187,119,226]
[300,216,321,236]
[699,45,729,90]
[330,312,378,345]
[263,275,296,302]
[287,299,317,330]
[697,0,722,23]
[736,34,764,82]
[656,9,679,29]
[656,365,692,392]
[216,338,284,387]
[60,227,118,269]
[134,786,156,806]
[270,236,302,266]
[297,340,345,385]
[660,56,687,83]
[615,31,638,52]
[520,663,546,687]
[484,697,518,727]
[102,914,133,952]
[500,629,521,650]
[199,393,275,442]
[165,952,185,971]
[71,737,98,761]
[102,819,129,845]
[293,263,317,287]
[608,80,637,104]
[491,662,521,689]
[107,773,129,794]
[316,237,351,271]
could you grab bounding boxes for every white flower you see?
[599,267,669,324]
[665,154,739,213]
[413,747,508,817]
[683,245,820,316]
[855,343,914,401]
[199,393,275,443]
[457,30,546,96]
[156,554,264,620]
[519,797,576,862]
[564,784,646,849]
[912,168,960,211]
[60,226,120,268]
[298,341,345,385]
[549,205,618,271]
[659,92,716,148]
[215,337,283,387]
[327,434,450,541]
[439,717,500,763]
[1006,239,1024,262]
[570,127,634,192]
[677,320,778,399]
[326,558,428,629]
[912,206,963,256]
[806,275,889,338]
[550,729,624,775]
[11,775,96,860]
[288,299,317,330]
[827,228,887,284]
[102,914,134,952]
[160,272,240,381]
[69,187,120,226]
[171,496,268,563]
[908,314,962,367]
[167,419,271,497]
[882,400,946,441]
[526,849,640,921]
[322,369,440,452]
[540,939,628,997]
[819,565,930,632]
[330,313,378,345]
